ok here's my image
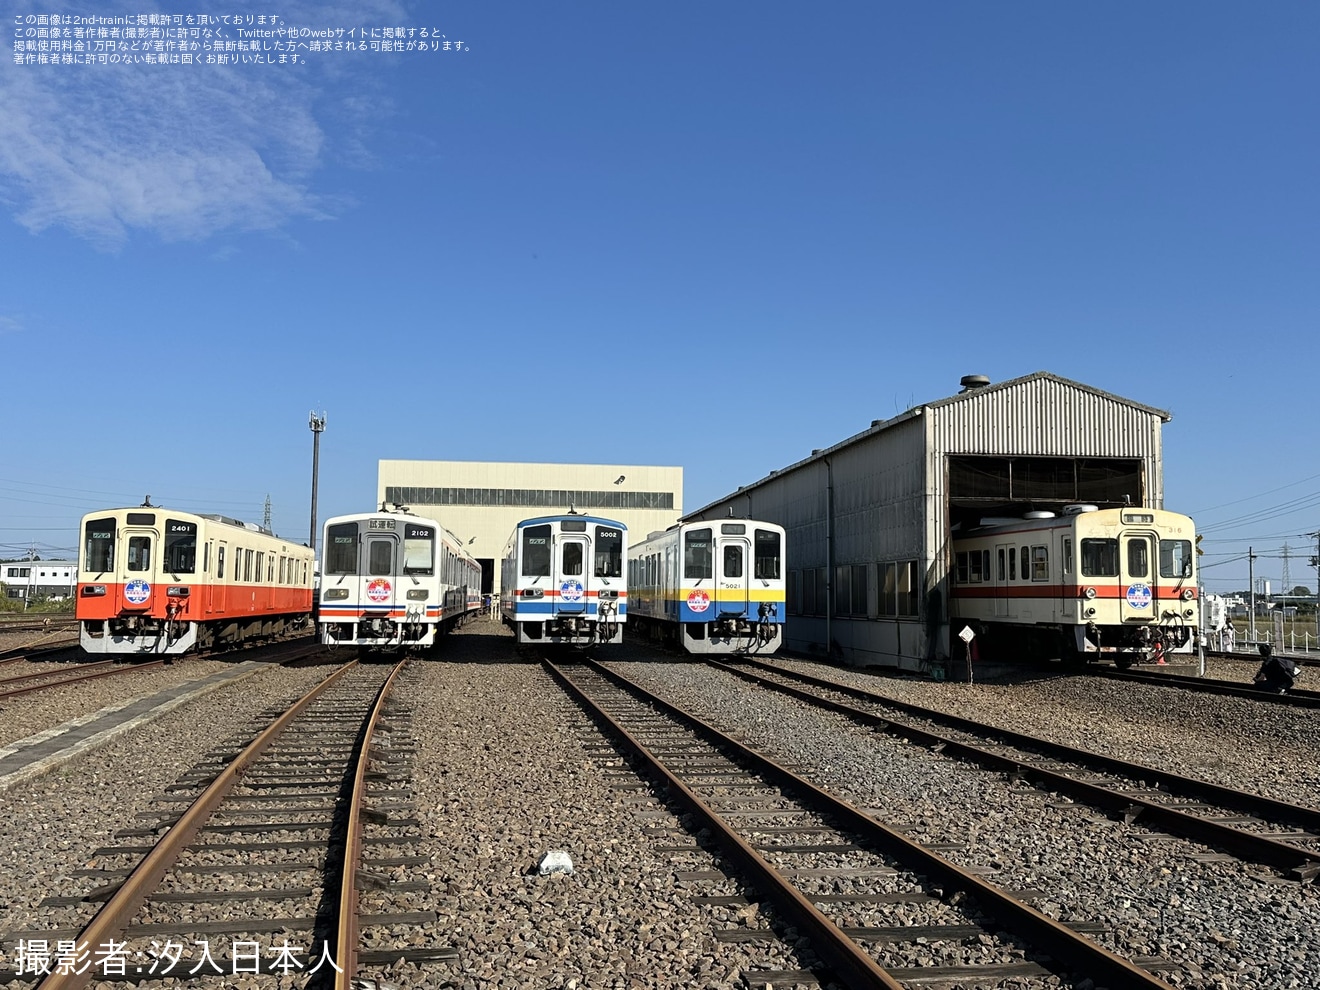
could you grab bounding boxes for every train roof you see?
[960,506,1192,537]
[80,506,274,536]
[513,514,627,529]
[632,517,787,549]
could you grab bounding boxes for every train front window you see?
[562,542,583,576]
[594,526,622,578]
[684,529,713,580]
[326,523,359,575]
[1127,538,1149,578]
[84,518,115,573]
[723,545,744,578]
[164,520,197,574]
[522,525,551,577]
[1160,540,1193,578]
[403,524,435,575]
[1081,539,1118,577]
[754,530,781,579]
[127,536,152,572]
[368,540,393,576]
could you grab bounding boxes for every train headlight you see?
[521,588,544,599]
[1083,587,1097,600]
[406,590,428,601]
[324,588,349,601]
[81,585,107,597]
[598,589,618,601]
[166,586,191,597]
[1181,589,1194,601]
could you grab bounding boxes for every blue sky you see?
[1,1,1316,595]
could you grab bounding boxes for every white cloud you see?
[0,315,22,334]
[0,1,407,250]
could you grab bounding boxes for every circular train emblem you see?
[124,579,151,605]
[687,590,711,613]
[366,579,391,602]
[560,580,583,603]
[1125,583,1152,609]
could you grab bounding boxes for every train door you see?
[993,544,1010,618]
[1119,531,1157,622]
[716,533,752,617]
[118,520,159,615]
[213,543,228,613]
[1058,535,1075,621]
[364,534,397,615]
[554,532,589,615]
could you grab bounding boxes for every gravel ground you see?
[0,661,344,982]
[366,619,826,990]
[613,655,1320,989]
[773,656,1320,808]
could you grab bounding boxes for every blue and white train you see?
[319,507,481,651]
[501,514,627,646]
[627,520,786,655]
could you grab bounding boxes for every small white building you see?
[2,560,77,601]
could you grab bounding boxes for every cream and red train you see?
[318,508,482,651]
[949,505,1198,666]
[77,505,315,654]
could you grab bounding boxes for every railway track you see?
[0,657,171,701]
[1085,664,1320,707]
[718,657,1320,881]
[2,657,445,988]
[549,656,1176,989]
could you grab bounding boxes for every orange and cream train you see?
[77,505,315,655]
[949,505,1198,666]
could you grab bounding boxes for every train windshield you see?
[84,518,115,573]
[594,526,622,577]
[326,522,359,575]
[402,523,434,575]
[1160,539,1193,578]
[1080,538,1119,577]
[368,541,393,576]
[754,530,781,579]
[164,520,197,574]
[127,536,152,572]
[522,524,551,577]
[684,528,713,580]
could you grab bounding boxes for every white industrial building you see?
[2,560,78,601]
[377,460,683,597]
[683,372,1172,670]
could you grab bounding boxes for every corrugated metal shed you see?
[683,372,1172,670]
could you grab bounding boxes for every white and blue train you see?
[501,514,627,646]
[319,507,481,651]
[627,520,786,655]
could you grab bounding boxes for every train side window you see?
[1081,539,1118,577]
[1127,539,1149,578]
[1031,545,1048,581]
[84,518,116,573]
[955,551,969,583]
[562,542,583,577]
[1009,547,1016,581]
[754,529,781,580]
[255,552,265,583]
[684,529,713,580]
[997,549,1005,581]
[204,542,211,575]
[982,550,990,582]
[127,535,152,572]
[368,540,392,576]
[245,549,254,582]
[522,524,551,577]
[326,523,359,575]
[217,546,225,579]
[968,550,982,583]
[1020,546,1029,577]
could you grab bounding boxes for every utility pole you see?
[1309,530,1320,649]
[309,412,327,558]
[1248,546,1256,643]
